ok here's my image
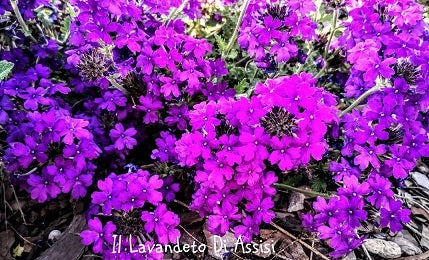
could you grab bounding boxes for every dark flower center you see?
[394,60,420,85]
[77,49,110,82]
[260,106,298,137]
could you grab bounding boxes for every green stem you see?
[164,0,189,27]
[274,183,332,198]
[314,65,327,78]
[222,0,251,58]
[108,76,129,95]
[10,0,37,43]
[339,84,382,117]
[324,8,338,58]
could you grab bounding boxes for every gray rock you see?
[364,239,401,259]
[342,251,356,260]
[411,172,429,190]
[390,230,422,256]
[287,191,305,212]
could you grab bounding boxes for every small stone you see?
[364,239,401,259]
[287,191,305,212]
[48,230,62,242]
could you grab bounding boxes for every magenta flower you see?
[58,117,91,145]
[141,204,180,244]
[380,200,411,232]
[208,202,241,235]
[109,123,137,150]
[80,218,116,253]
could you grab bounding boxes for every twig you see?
[222,0,251,58]
[8,224,37,246]
[108,76,129,95]
[270,222,330,260]
[274,183,332,198]
[174,199,190,208]
[2,181,7,230]
[406,223,429,241]
[11,184,27,225]
[10,0,37,43]
[339,84,382,117]
[324,8,338,58]
[164,0,190,27]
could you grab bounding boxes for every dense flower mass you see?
[81,169,180,258]
[238,0,317,69]
[175,73,338,239]
[1,0,429,258]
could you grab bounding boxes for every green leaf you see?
[214,35,227,52]
[227,49,238,59]
[234,78,247,94]
[283,175,303,186]
[311,178,327,193]
[0,61,14,81]
[60,16,71,35]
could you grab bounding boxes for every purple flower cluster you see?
[175,73,337,240]
[81,169,180,258]
[238,0,317,69]
[302,0,429,257]
[1,52,100,202]
[303,175,410,258]
[63,0,234,168]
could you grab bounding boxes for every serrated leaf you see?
[311,178,327,193]
[215,35,227,52]
[283,175,303,186]
[234,78,247,94]
[227,49,238,59]
[0,60,14,81]
[60,16,71,35]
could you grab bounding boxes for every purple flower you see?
[208,202,241,235]
[380,200,411,232]
[81,218,116,253]
[95,90,127,111]
[245,197,275,224]
[366,173,394,209]
[109,123,137,150]
[233,216,259,242]
[141,204,180,244]
[318,219,355,250]
[353,144,386,170]
[27,172,61,203]
[58,117,91,144]
[269,136,300,170]
[165,105,189,130]
[138,96,163,124]
[255,16,283,45]
[151,131,177,162]
[385,145,415,179]
[337,175,369,198]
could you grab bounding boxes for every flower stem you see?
[108,76,129,95]
[222,0,251,58]
[324,8,338,58]
[164,0,189,27]
[273,183,332,198]
[10,0,37,43]
[339,84,382,117]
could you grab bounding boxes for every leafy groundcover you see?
[1,0,429,259]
